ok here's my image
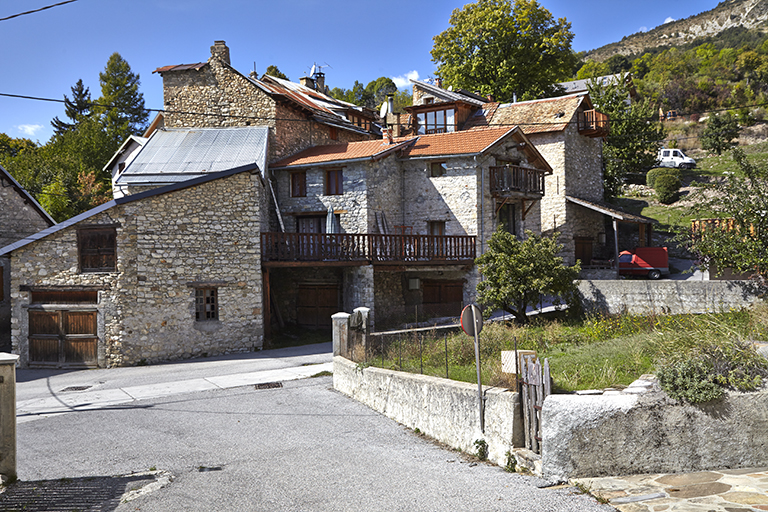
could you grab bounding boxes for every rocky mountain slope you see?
[587,0,768,61]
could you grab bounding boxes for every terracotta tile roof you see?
[271,138,417,168]
[402,127,514,157]
[153,63,207,73]
[465,93,588,135]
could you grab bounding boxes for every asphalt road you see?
[8,347,614,512]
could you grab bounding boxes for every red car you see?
[618,247,669,280]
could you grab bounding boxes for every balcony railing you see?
[261,232,476,264]
[578,109,609,137]
[489,165,546,197]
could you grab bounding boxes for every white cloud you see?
[17,124,43,136]
[639,26,648,32]
[663,17,675,24]
[391,70,419,89]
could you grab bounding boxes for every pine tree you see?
[96,53,148,145]
[51,79,93,135]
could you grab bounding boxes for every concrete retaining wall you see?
[333,356,522,467]
[541,389,768,482]
[578,279,762,315]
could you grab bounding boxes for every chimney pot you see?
[210,41,230,65]
[314,72,325,93]
[487,94,494,102]
[435,77,443,88]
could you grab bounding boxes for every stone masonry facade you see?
[159,42,369,165]
[9,171,264,367]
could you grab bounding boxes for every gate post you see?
[0,352,19,481]
[332,312,351,357]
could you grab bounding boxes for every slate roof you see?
[409,79,487,106]
[0,165,258,257]
[114,126,269,187]
[566,196,657,224]
[464,93,590,134]
[0,164,56,226]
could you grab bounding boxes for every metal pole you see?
[445,334,449,379]
[472,306,484,433]
[420,334,423,374]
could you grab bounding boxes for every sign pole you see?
[471,305,484,433]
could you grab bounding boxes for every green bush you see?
[655,174,682,204]
[656,358,724,403]
[646,168,680,188]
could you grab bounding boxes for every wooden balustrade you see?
[578,109,609,137]
[489,165,546,197]
[261,232,476,264]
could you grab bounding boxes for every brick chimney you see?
[435,77,443,89]
[210,41,230,65]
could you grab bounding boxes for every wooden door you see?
[574,237,593,265]
[297,284,340,328]
[422,281,464,318]
[29,310,98,367]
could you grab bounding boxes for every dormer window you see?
[424,98,434,105]
[417,108,456,134]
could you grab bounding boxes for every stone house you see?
[0,164,56,352]
[402,80,653,266]
[153,41,377,165]
[0,166,266,368]
[265,126,551,328]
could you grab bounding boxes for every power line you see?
[0,0,79,22]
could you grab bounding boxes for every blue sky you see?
[1,0,718,144]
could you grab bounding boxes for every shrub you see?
[656,358,724,403]
[646,167,680,189]
[655,174,682,204]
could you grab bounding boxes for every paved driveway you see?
[6,349,613,512]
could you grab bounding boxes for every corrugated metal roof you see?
[115,126,268,187]
[0,164,56,226]
[0,165,257,257]
[410,79,486,106]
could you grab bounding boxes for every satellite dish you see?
[379,101,388,118]
[310,64,317,77]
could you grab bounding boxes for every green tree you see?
[431,0,575,102]
[576,60,610,80]
[701,112,740,155]
[96,53,148,146]
[588,73,665,199]
[475,229,580,324]
[681,149,768,282]
[265,65,289,81]
[363,77,397,109]
[51,79,93,135]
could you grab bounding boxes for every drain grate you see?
[59,385,92,393]
[254,381,283,390]
[198,466,223,472]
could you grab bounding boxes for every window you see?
[417,108,456,134]
[291,171,307,197]
[499,203,516,235]
[430,162,447,177]
[195,288,218,321]
[78,227,116,273]
[329,126,338,140]
[429,221,445,237]
[325,169,343,195]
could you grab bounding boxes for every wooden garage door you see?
[422,280,464,318]
[297,284,340,329]
[29,310,98,368]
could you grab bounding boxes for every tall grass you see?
[367,307,768,392]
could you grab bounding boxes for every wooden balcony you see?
[261,232,476,266]
[578,109,609,138]
[490,165,546,198]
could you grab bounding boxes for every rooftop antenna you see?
[307,62,332,78]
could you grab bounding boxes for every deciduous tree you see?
[701,112,740,155]
[475,229,580,324]
[430,0,575,101]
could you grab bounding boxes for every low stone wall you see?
[333,356,522,467]
[541,388,768,482]
[578,279,762,315]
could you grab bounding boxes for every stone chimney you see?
[210,41,230,65]
[314,72,325,93]
[300,76,315,89]
[435,77,443,89]
[487,94,494,102]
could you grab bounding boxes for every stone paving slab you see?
[574,468,768,511]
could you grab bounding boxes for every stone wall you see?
[542,388,768,481]
[334,355,523,468]
[9,171,264,367]
[0,181,52,249]
[534,120,605,265]
[577,279,762,315]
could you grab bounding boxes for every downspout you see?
[268,177,286,232]
[476,155,484,255]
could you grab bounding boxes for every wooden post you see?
[638,223,647,247]
[263,269,271,340]
[0,353,19,481]
[613,218,620,279]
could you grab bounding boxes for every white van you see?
[657,148,696,169]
